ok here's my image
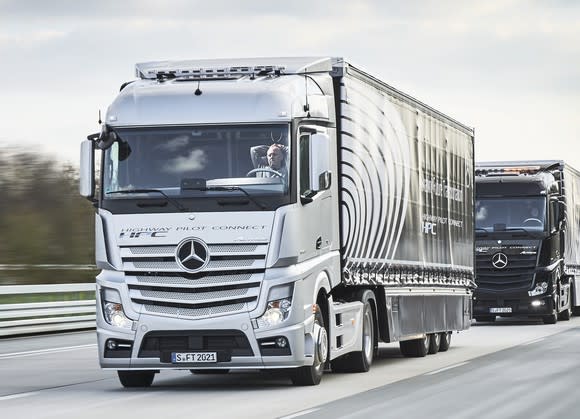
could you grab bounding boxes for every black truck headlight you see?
[528,281,548,297]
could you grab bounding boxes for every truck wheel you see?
[438,332,452,352]
[291,309,327,386]
[117,370,155,388]
[544,294,559,324]
[337,299,376,373]
[559,303,571,321]
[559,287,572,321]
[428,333,440,355]
[399,335,430,358]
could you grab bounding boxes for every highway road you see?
[1,317,579,419]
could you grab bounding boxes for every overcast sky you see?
[1,0,578,168]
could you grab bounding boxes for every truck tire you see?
[117,370,155,388]
[438,332,452,352]
[428,333,441,354]
[331,298,376,373]
[291,309,327,386]
[544,294,559,324]
[399,335,430,358]
[559,284,572,320]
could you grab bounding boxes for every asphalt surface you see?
[0,317,579,418]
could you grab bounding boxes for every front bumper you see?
[473,290,555,317]
[98,311,316,370]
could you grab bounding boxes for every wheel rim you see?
[423,335,429,351]
[317,326,328,365]
[433,333,441,347]
[362,308,374,362]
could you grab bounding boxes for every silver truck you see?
[80,57,474,387]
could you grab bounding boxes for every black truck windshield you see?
[102,124,290,200]
[475,197,546,232]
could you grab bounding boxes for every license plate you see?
[171,352,217,363]
[490,307,512,313]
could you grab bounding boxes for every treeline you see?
[0,148,96,285]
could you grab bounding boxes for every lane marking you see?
[0,392,39,401]
[521,337,546,346]
[279,408,320,419]
[0,344,96,359]
[425,361,469,375]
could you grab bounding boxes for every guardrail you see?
[0,283,96,337]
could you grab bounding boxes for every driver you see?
[250,143,288,179]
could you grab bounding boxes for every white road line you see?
[521,337,546,346]
[279,408,320,419]
[0,392,39,401]
[0,344,96,359]
[425,361,470,375]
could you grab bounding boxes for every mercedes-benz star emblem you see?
[491,252,508,269]
[175,238,210,273]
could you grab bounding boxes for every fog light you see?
[106,339,118,350]
[275,337,288,348]
[531,300,545,307]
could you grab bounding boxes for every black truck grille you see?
[476,253,537,292]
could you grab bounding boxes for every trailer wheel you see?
[438,332,452,352]
[291,309,327,386]
[117,370,155,388]
[428,333,440,354]
[399,334,430,358]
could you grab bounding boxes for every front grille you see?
[476,251,536,292]
[121,242,267,319]
[476,253,537,275]
[138,330,254,359]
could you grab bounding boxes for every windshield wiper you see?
[106,189,188,212]
[200,186,267,210]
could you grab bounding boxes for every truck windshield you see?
[102,124,290,198]
[475,197,546,232]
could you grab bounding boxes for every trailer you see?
[80,57,474,387]
[474,161,580,323]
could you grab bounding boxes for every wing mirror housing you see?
[80,139,95,199]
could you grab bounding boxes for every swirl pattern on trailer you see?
[340,77,411,275]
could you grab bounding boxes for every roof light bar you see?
[475,166,542,176]
[136,65,286,80]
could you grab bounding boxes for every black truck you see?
[474,161,580,324]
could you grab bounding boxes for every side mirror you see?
[309,133,331,192]
[80,140,95,199]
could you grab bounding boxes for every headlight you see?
[255,284,294,329]
[103,302,133,329]
[528,281,549,297]
[101,288,133,329]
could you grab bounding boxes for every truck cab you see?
[474,163,573,323]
